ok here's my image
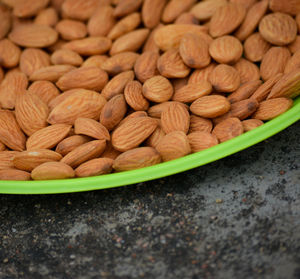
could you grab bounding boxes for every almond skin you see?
[61,0,99,21]
[0,169,31,181]
[162,0,196,23]
[55,135,91,156]
[124,81,149,111]
[244,33,271,62]
[29,65,75,82]
[28,81,60,105]
[175,12,199,25]
[228,80,262,104]
[252,98,293,120]
[112,117,158,152]
[31,161,75,180]
[156,131,191,162]
[113,147,161,172]
[0,151,20,170]
[188,63,217,84]
[81,55,108,68]
[242,119,264,132]
[75,118,110,140]
[34,7,59,27]
[284,49,300,74]
[145,125,166,148]
[55,19,87,40]
[190,95,231,118]
[50,49,83,66]
[212,117,244,143]
[142,0,167,29]
[187,131,218,153]
[0,3,11,40]
[233,58,260,84]
[288,36,300,54]
[0,39,21,68]
[13,149,63,172]
[61,139,106,168]
[113,0,143,18]
[227,98,259,120]
[26,124,72,150]
[269,0,300,16]
[190,0,228,21]
[189,115,213,133]
[143,24,163,54]
[48,89,77,111]
[134,51,159,83]
[75,157,114,177]
[13,0,49,18]
[161,102,190,134]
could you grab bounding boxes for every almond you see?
[100,94,127,131]
[101,71,135,100]
[156,131,191,162]
[259,13,297,46]
[31,161,74,180]
[82,55,108,68]
[172,81,212,103]
[189,115,213,133]
[13,0,49,18]
[101,52,140,75]
[284,49,300,74]
[147,101,187,118]
[260,47,291,81]
[0,169,31,180]
[134,51,159,83]
[209,3,246,38]
[244,33,271,62]
[48,89,107,125]
[227,98,259,120]
[145,125,166,148]
[56,66,108,91]
[110,29,150,56]
[112,117,158,152]
[179,33,211,68]
[113,0,143,18]
[154,24,209,51]
[19,48,51,77]
[75,157,114,177]
[269,0,300,16]
[0,110,26,151]
[28,81,60,105]
[188,63,217,84]
[100,141,121,160]
[0,151,19,170]
[209,64,240,92]
[55,135,91,156]
[124,81,149,111]
[61,0,99,21]
[252,98,293,120]
[142,0,167,29]
[228,80,262,104]
[75,117,110,141]
[242,119,264,132]
[190,0,228,21]
[50,49,83,66]
[116,110,148,128]
[288,36,300,54]
[172,77,189,92]
[55,19,87,40]
[229,0,257,10]
[143,24,163,54]
[34,7,58,27]
[175,12,199,25]
[190,95,231,118]
[26,124,71,150]
[143,75,174,103]
[233,58,260,84]
[30,65,75,82]
[234,0,268,41]
[0,141,5,151]
[0,39,21,68]
[61,139,106,168]
[108,12,141,40]
[212,117,244,143]
[48,89,77,111]
[0,3,11,40]
[13,149,62,171]
[158,48,191,78]
[162,0,196,23]
[87,6,115,37]
[9,24,58,48]
[113,147,161,172]
[187,131,218,152]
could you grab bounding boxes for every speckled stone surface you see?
[0,123,299,279]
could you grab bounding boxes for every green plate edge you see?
[1,97,299,195]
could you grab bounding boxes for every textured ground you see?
[0,122,299,279]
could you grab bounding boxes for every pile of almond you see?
[0,0,299,181]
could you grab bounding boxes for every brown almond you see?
[190,95,231,118]
[31,161,74,180]
[244,33,271,62]
[55,19,87,40]
[162,0,196,23]
[0,151,20,170]
[0,141,5,151]
[100,94,127,131]
[0,39,21,68]
[134,51,159,83]
[61,0,99,21]
[228,98,259,120]
[28,81,60,105]
[209,3,246,38]
[51,49,83,66]
[82,55,108,68]
[269,0,300,16]
[115,111,148,129]
[113,0,143,18]
[102,71,135,100]
[34,7,58,27]
[0,3,11,40]
[187,131,218,153]
[0,169,31,181]
[229,0,257,10]
[242,119,264,132]
[179,33,211,68]
[288,36,300,54]
[124,81,149,111]
[147,101,188,118]
[113,147,161,172]
[13,0,49,18]
[259,13,297,46]
[156,131,191,162]
[175,12,199,25]
[75,158,114,177]
[189,115,213,133]
[188,63,217,84]
[48,89,77,111]
[284,49,300,74]
[30,65,75,82]
[252,98,293,120]
[143,75,174,103]
[143,24,163,54]
[260,47,291,81]
[212,117,244,143]
[48,89,107,125]
[233,58,260,84]
[111,117,158,152]
[55,135,91,156]
[0,110,26,151]
[209,64,240,92]
[142,0,167,29]
[228,80,262,103]
[145,125,166,148]
[190,0,228,21]
[172,77,189,92]
[74,118,110,140]
[26,124,72,150]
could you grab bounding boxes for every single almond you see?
[259,13,297,46]
[143,75,174,103]
[233,58,260,84]
[134,51,159,83]
[260,47,291,81]
[61,139,106,168]
[156,131,191,162]
[29,65,75,82]
[0,151,20,170]
[0,110,26,151]
[100,94,127,131]
[50,49,83,66]
[228,80,262,103]
[147,101,188,118]
[288,36,300,54]
[113,147,161,172]
[187,131,218,153]
[75,157,114,177]
[227,98,259,120]
[0,169,31,180]
[284,49,300,74]
[145,125,166,148]
[0,39,21,68]
[190,0,228,21]
[13,0,49,18]
[244,33,271,62]
[113,0,143,18]
[175,12,199,25]
[189,115,213,133]
[269,0,300,16]
[252,98,293,120]
[55,19,87,40]
[0,3,11,40]
[142,0,167,29]
[48,89,77,111]
[61,0,100,21]
[55,135,91,156]
[124,81,149,111]
[34,7,58,27]
[75,117,110,140]
[242,119,264,132]
[188,63,217,84]
[162,0,196,23]
[82,55,108,68]
[48,89,107,125]
[112,117,158,152]
[28,81,60,105]
[31,161,74,180]
[26,124,72,150]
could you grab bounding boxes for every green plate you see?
[1,97,299,195]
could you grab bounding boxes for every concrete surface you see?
[0,122,299,279]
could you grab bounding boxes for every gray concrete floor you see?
[0,122,299,279]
